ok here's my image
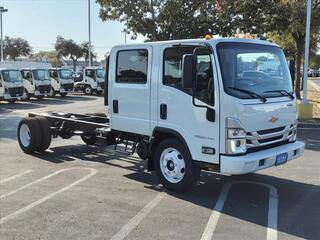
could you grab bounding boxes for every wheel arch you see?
[147,127,191,171]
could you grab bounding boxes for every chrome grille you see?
[246,125,294,149]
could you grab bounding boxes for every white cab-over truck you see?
[48,68,74,97]
[74,67,105,95]
[0,68,24,103]
[17,38,305,192]
[20,68,51,100]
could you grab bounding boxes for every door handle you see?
[160,104,167,120]
[113,100,119,113]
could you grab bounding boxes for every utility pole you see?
[0,6,8,62]
[302,0,312,104]
[88,0,92,66]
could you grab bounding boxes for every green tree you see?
[3,36,32,61]
[96,0,220,41]
[55,36,83,71]
[81,42,96,64]
[32,50,60,67]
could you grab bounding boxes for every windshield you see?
[32,69,50,81]
[96,69,105,79]
[217,42,293,99]
[2,70,23,83]
[58,69,72,79]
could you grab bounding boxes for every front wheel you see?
[84,86,93,95]
[155,138,201,192]
[48,87,56,97]
[7,99,16,104]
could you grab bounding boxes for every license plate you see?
[276,153,288,166]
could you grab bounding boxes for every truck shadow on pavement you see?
[33,143,320,240]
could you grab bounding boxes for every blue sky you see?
[0,0,145,60]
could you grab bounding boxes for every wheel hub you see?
[160,148,186,183]
[19,124,31,147]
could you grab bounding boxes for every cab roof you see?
[112,37,279,49]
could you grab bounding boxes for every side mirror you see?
[182,54,194,89]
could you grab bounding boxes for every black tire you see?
[22,89,30,101]
[49,87,56,97]
[154,138,201,192]
[81,134,97,145]
[35,117,52,151]
[17,117,42,153]
[84,86,93,95]
[7,99,16,104]
[60,92,68,97]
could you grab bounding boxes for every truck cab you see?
[74,67,105,95]
[0,68,24,103]
[48,68,74,97]
[106,38,305,191]
[20,68,51,100]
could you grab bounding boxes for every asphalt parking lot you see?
[0,94,319,240]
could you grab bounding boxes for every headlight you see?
[228,129,246,139]
[226,118,247,155]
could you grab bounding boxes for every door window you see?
[163,46,214,106]
[116,50,148,83]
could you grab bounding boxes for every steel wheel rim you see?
[160,147,186,183]
[20,124,31,147]
[85,87,91,94]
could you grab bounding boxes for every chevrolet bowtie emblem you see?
[268,116,279,123]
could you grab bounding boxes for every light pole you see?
[0,6,8,62]
[121,29,128,44]
[88,0,92,66]
[302,0,312,104]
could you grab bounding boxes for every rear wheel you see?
[17,118,42,153]
[35,117,52,151]
[155,138,201,192]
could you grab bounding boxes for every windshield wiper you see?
[264,90,294,99]
[229,87,267,103]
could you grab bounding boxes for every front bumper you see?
[220,141,305,175]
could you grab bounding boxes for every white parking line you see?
[0,170,33,184]
[110,192,165,240]
[201,181,278,240]
[0,167,97,225]
[0,168,92,199]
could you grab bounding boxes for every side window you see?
[85,69,95,78]
[116,49,148,83]
[163,47,214,106]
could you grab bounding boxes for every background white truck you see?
[0,68,24,103]
[48,68,74,97]
[17,38,305,192]
[74,67,105,95]
[20,68,51,100]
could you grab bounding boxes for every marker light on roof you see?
[205,34,212,40]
